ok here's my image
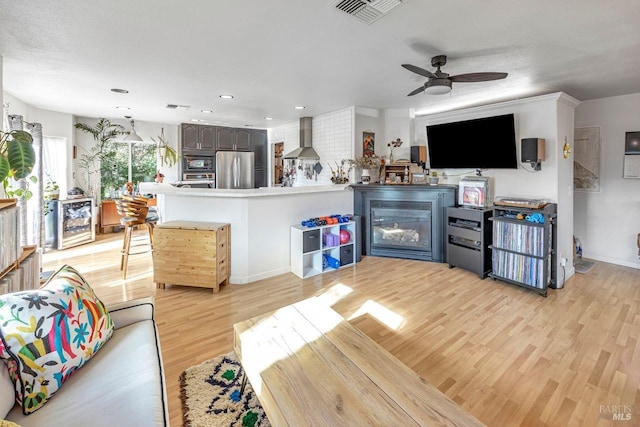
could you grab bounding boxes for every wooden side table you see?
[153,221,230,293]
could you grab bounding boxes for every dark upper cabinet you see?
[252,129,268,169]
[235,129,252,151]
[199,126,216,151]
[181,124,215,153]
[181,124,200,151]
[216,127,235,150]
[216,127,252,151]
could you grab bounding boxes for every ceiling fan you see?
[402,55,508,96]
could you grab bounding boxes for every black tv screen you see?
[427,113,517,169]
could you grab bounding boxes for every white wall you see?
[3,92,28,118]
[574,93,640,269]
[415,92,579,285]
[383,108,414,161]
[355,107,383,157]
[556,98,577,277]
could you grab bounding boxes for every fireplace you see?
[352,184,456,262]
[370,200,432,259]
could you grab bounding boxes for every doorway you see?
[273,142,284,186]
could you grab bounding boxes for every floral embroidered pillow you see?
[0,265,113,414]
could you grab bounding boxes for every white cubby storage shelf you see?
[290,221,357,279]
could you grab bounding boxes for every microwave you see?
[183,155,214,171]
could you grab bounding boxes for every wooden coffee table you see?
[233,298,484,426]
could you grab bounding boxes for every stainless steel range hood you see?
[283,117,320,160]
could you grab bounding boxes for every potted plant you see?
[0,129,37,199]
[151,128,178,168]
[387,138,403,163]
[44,177,60,200]
[75,118,125,196]
[429,171,439,186]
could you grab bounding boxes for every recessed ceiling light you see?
[264,117,273,120]
[219,95,234,99]
[190,119,200,122]
[294,105,305,110]
[111,88,129,94]
[201,109,213,113]
[115,106,130,110]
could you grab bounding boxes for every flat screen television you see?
[426,113,517,169]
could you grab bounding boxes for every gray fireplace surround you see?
[351,184,456,262]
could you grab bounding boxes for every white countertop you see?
[139,182,351,198]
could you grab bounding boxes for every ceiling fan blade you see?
[402,64,436,79]
[449,72,508,82]
[407,86,425,96]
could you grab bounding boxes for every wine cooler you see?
[45,197,95,250]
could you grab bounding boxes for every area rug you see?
[575,259,595,274]
[180,351,271,427]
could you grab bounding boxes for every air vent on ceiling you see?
[333,0,402,24]
[166,104,190,110]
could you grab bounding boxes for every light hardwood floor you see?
[43,232,640,426]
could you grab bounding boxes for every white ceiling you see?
[1,0,639,128]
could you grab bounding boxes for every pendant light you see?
[123,118,143,142]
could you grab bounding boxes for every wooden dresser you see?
[153,221,230,293]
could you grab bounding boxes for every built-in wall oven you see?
[183,155,214,172]
[182,155,215,182]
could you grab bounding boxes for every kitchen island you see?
[139,183,354,284]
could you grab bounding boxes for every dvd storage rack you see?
[489,203,557,297]
[0,199,41,295]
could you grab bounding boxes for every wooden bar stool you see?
[115,196,159,279]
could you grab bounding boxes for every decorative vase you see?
[361,169,371,184]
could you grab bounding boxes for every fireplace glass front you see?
[370,200,432,259]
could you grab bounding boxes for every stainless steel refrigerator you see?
[216,151,255,189]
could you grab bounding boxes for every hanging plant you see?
[151,128,178,168]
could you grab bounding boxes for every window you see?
[100,141,157,198]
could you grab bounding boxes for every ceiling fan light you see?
[425,79,452,95]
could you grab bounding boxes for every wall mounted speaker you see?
[521,138,545,170]
[411,146,426,167]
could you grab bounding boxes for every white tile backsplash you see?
[269,107,355,186]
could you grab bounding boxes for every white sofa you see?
[1,297,169,427]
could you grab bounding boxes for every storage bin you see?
[303,229,321,253]
[340,244,354,266]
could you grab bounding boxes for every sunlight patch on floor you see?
[348,299,404,330]
[313,282,353,306]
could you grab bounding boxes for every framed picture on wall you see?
[363,131,375,156]
[623,131,640,178]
